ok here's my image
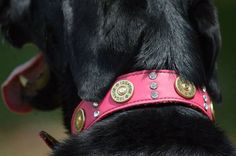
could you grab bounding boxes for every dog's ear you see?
[0,0,32,47]
[189,0,221,103]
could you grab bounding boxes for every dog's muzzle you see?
[71,70,215,134]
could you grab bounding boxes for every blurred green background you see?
[0,1,236,156]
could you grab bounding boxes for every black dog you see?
[0,0,235,155]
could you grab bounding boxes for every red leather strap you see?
[71,70,214,134]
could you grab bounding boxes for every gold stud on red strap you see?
[210,102,215,120]
[175,77,196,99]
[75,109,85,133]
[111,80,134,103]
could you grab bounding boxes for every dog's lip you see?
[1,53,46,114]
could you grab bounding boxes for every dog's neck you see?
[131,18,205,88]
[33,0,219,103]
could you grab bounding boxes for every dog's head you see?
[0,0,221,103]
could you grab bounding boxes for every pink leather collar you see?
[71,70,214,134]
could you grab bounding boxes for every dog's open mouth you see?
[1,53,49,113]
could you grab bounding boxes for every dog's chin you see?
[52,106,234,156]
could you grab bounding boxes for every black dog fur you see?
[0,0,235,155]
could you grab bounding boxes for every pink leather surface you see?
[71,70,214,134]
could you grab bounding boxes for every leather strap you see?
[71,70,214,134]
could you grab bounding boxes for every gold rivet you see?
[175,77,196,99]
[75,109,85,133]
[111,80,134,103]
[210,102,215,119]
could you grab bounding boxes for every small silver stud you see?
[92,102,99,108]
[202,87,207,93]
[204,103,209,111]
[150,82,158,90]
[149,72,157,80]
[203,95,208,102]
[151,91,159,99]
[94,111,100,118]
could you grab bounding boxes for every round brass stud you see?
[75,109,85,133]
[210,102,215,118]
[111,80,134,103]
[175,77,196,99]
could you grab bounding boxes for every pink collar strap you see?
[71,70,214,134]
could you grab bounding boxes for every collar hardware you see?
[75,109,85,133]
[111,80,134,103]
[175,77,196,99]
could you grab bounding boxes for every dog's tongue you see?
[1,53,47,114]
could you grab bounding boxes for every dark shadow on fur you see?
[53,107,235,156]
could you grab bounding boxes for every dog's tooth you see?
[19,75,29,87]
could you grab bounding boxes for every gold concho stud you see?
[175,77,196,99]
[111,80,134,103]
[75,109,85,133]
[210,102,215,119]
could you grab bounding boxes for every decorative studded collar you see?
[71,70,215,134]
